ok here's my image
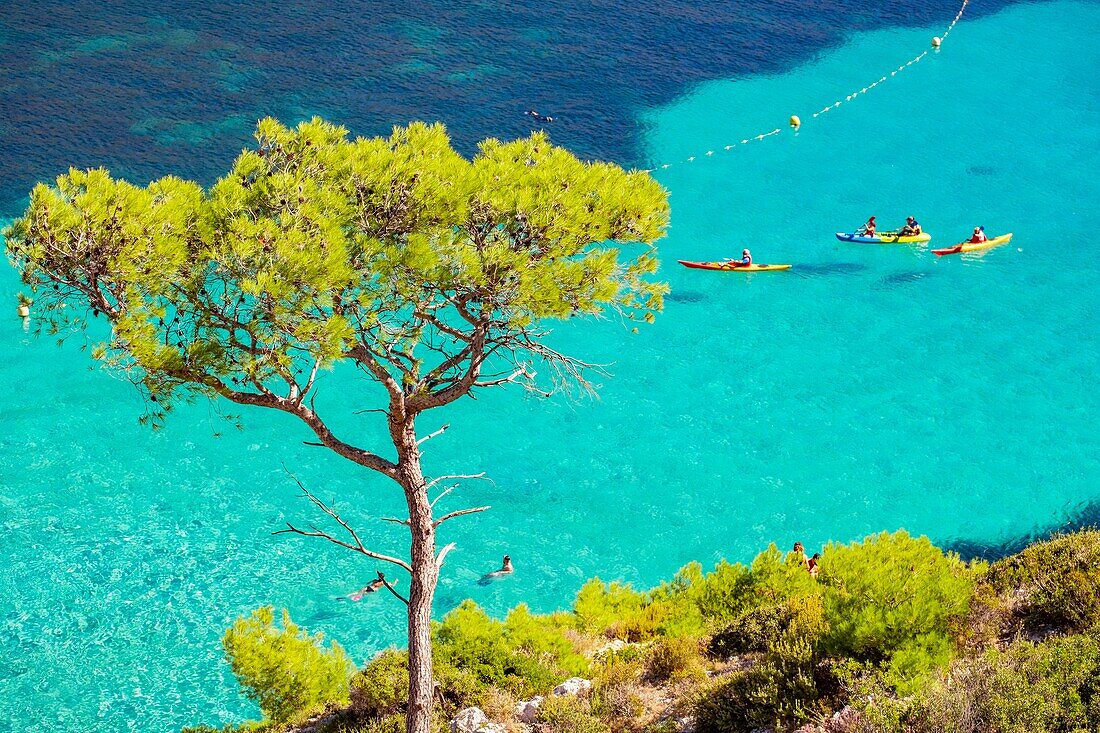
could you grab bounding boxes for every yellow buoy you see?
[932,36,942,47]
[789,115,801,128]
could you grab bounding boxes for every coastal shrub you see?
[505,604,589,676]
[574,577,703,641]
[432,600,576,698]
[708,604,790,658]
[907,631,1100,733]
[222,606,353,723]
[349,649,409,719]
[651,560,753,625]
[574,579,647,634]
[645,636,705,683]
[683,560,756,622]
[748,544,822,606]
[986,529,1100,634]
[590,656,645,721]
[536,695,610,733]
[818,531,974,688]
[694,595,826,731]
[431,654,484,711]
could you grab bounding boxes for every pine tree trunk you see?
[397,422,438,733]
[405,500,437,733]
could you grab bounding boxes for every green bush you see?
[907,631,1100,733]
[683,560,756,623]
[573,577,704,641]
[574,579,647,634]
[222,606,353,723]
[536,695,610,733]
[709,604,791,658]
[986,529,1100,634]
[432,600,580,698]
[818,531,975,690]
[590,656,645,721]
[694,595,826,732]
[645,635,705,683]
[350,649,409,719]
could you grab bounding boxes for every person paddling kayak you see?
[969,226,987,243]
[857,216,877,237]
[725,249,752,267]
[900,216,922,236]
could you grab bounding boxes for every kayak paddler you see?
[858,216,877,236]
[969,226,987,243]
[726,248,752,267]
[900,216,922,236]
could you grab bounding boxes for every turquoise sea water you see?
[2,2,1099,730]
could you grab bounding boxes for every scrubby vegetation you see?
[187,529,1100,733]
[221,606,354,724]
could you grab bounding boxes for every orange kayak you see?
[678,260,791,272]
[932,233,1013,256]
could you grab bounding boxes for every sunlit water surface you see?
[1,1,1098,730]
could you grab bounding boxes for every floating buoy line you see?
[641,0,970,173]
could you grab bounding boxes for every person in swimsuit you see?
[900,216,922,236]
[478,555,514,585]
[349,577,387,601]
[859,216,877,237]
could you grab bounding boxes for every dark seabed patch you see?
[0,0,1023,215]
[942,498,1100,562]
[967,165,998,176]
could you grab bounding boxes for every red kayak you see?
[678,260,791,272]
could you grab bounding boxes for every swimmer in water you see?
[477,555,514,586]
[348,575,394,601]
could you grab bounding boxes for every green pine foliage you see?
[222,606,353,723]
[818,531,978,691]
[430,600,583,698]
[349,650,410,719]
[4,118,670,425]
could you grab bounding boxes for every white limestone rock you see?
[552,677,592,697]
[450,707,489,733]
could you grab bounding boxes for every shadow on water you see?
[791,262,869,279]
[667,290,707,304]
[941,499,1100,562]
[967,165,998,176]
[874,270,934,289]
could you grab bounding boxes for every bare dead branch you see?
[377,571,409,605]
[379,516,410,526]
[424,472,490,495]
[274,469,412,573]
[434,505,491,528]
[436,542,457,569]
[417,424,449,446]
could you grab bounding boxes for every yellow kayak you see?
[932,233,1013,256]
[678,260,791,272]
[835,231,931,244]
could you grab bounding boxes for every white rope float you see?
[642,0,970,173]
